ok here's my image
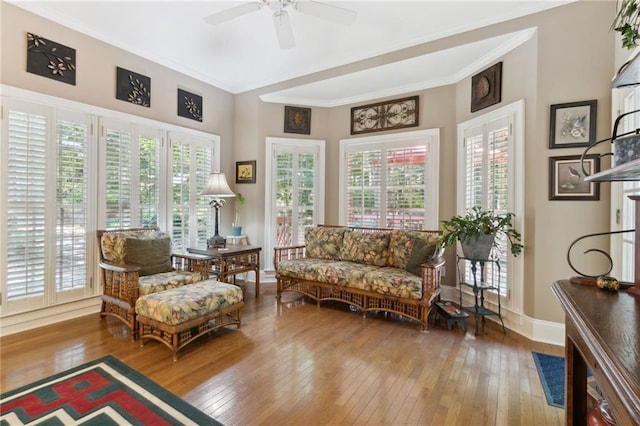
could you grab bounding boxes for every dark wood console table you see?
[551,280,640,425]
[188,246,261,297]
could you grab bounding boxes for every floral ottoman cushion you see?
[135,280,243,326]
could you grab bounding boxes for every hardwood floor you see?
[1,283,564,425]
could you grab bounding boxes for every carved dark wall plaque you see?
[177,88,203,122]
[471,62,502,112]
[116,66,151,107]
[26,32,76,85]
[351,96,419,135]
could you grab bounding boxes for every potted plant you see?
[232,193,245,236]
[438,206,523,259]
[613,0,640,49]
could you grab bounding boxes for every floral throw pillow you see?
[305,227,347,260]
[340,231,390,266]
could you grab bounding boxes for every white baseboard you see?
[439,286,565,346]
[0,296,102,337]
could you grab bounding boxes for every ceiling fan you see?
[204,0,357,49]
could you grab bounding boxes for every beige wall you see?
[2,1,618,326]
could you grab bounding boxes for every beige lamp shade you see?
[202,172,235,197]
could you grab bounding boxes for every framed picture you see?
[236,160,256,184]
[284,106,311,134]
[549,100,597,148]
[116,66,151,107]
[177,88,202,122]
[471,62,502,112]
[549,154,600,201]
[27,32,76,86]
[351,95,419,135]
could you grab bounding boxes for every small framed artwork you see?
[236,160,256,184]
[549,100,597,148]
[471,62,502,112]
[549,154,600,201]
[284,106,311,134]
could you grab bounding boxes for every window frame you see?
[456,100,525,313]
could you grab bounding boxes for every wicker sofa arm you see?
[98,259,142,303]
[420,255,445,303]
[273,245,306,269]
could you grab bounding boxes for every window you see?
[457,101,524,307]
[2,100,95,313]
[264,137,325,271]
[339,129,440,230]
[1,89,219,320]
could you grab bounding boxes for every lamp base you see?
[207,235,227,248]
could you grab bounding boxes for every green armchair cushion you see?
[125,236,174,276]
[405,238,437,276]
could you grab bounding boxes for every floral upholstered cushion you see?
[305,227,347,260]
[135,280,243,326]
[363,267,423,299]
[277,258,377,287]
[339,231,390,266]
[138,271,203,296]
[388,230,440,269]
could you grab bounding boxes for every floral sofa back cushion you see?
[305,227,348,260]
[340,231,390,266]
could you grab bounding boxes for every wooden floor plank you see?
[0,283,565,425]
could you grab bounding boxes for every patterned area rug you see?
[0,355,222,425]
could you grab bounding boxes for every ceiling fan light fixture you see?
[273,10,295,49]
[295,0,356,25]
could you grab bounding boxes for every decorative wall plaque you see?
[284,106,311,134]
[26,32,76,85]
[351,96,419,135]
[116,66,151,107]
[177,88,203,122]
[471,62,502,112]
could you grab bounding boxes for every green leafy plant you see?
[233,193,245,227]
[613,0,640,49]
[438,206,523,257]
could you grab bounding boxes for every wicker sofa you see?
[274,225,444,330]
[97,228,211,340]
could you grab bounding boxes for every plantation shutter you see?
[6,109,48,303]
[169,134,214,252]
[56,116,90,295]
[385,146,426,229]
[346,150,382,228]
[104,124,133,229]
[273,147,319,247]
[462,115,511,295]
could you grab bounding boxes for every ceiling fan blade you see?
[273,11,295,49]
[204,2,263,25]
[295,0,356,26]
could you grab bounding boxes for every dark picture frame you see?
[549,154,600,201]
[471,62,502,112]
[236,160,256,184]
[549,100,597,148]
[284,106,311,134]
[351,95,419,135]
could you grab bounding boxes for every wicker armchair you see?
[97,228,211,340]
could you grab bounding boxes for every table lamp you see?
[202,172,235,248]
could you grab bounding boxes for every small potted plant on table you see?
[232,193,245,237]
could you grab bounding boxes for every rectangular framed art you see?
[284,106,311,134]
[351,95,419,135]
[549,154,600,201]
[236,160,256,184]
[549,100,597,148]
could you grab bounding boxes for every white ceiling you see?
[11,0,574,107]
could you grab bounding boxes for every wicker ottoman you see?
[135,279,244,360]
